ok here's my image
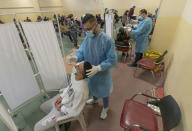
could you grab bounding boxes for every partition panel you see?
[21,21,68,91]
[0,23,40,110]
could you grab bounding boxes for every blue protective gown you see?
[75,32,117,98]
[132,17,152,53]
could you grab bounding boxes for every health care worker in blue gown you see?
[67,14,117,120]
[128,9,152,67]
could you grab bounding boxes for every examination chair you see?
[55,89,87,131]
[55,110,86,131]
[120,93,181,131]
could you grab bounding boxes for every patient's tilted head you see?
[119,27,125,34]
[74,62,92,80]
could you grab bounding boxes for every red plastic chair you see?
[120,98,158,131]
[120,93,181,131]
[134,50,168,78]
[115,40,133,62]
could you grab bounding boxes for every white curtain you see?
[0,101,18,131]
[21,21,68,91]
[105,14,113,38]
[0,23,40,110]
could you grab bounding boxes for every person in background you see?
[74,17,82,37]
[128,9,152,67]
[116,27,130,42]
[53,14,57,20]
[148,13,153,19]
[61,15,65,22]
[60,22,73,42]
[69,20,79,48]
[80,17,86,36]
[128,5,136,19]
[36,16,42,22]
[0,19,4,24]
[154,8,159,19]
[148,17,157,43]
[114,11,119,23]
[43,16,49,21]
[116,27,131,56]
[96,14,102,24]
[150,17,156,35]
[96,14,104,29]
[122,10,129,26]
[67,13,117,119]
[24,17,32,22]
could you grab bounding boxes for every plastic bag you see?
[144,49,161,60]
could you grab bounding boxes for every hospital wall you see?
[39,0,63,11]
[103,0,161,15]
[0,0,64,22]
[0,0,40,22]
[151,0,192,130]
[62,0,161,17]
[62,0,105,18]
[0,0,161,22]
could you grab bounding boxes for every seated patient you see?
[116,27,131,56]
[34,62,92,131]
[116,27,130,43]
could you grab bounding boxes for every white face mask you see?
[86,30,95,38]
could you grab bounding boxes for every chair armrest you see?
[59,88,65,93]
[154,61,163,65]
[125,124,151,131]
[131,92,160,101]
[56,110,81,123]
[56,115,72,122]
[47,89,60,92]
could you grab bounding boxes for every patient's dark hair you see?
[82,14,96,24]
[119,27,125,34]
[83,62,92,78]
[140,9,147,15]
